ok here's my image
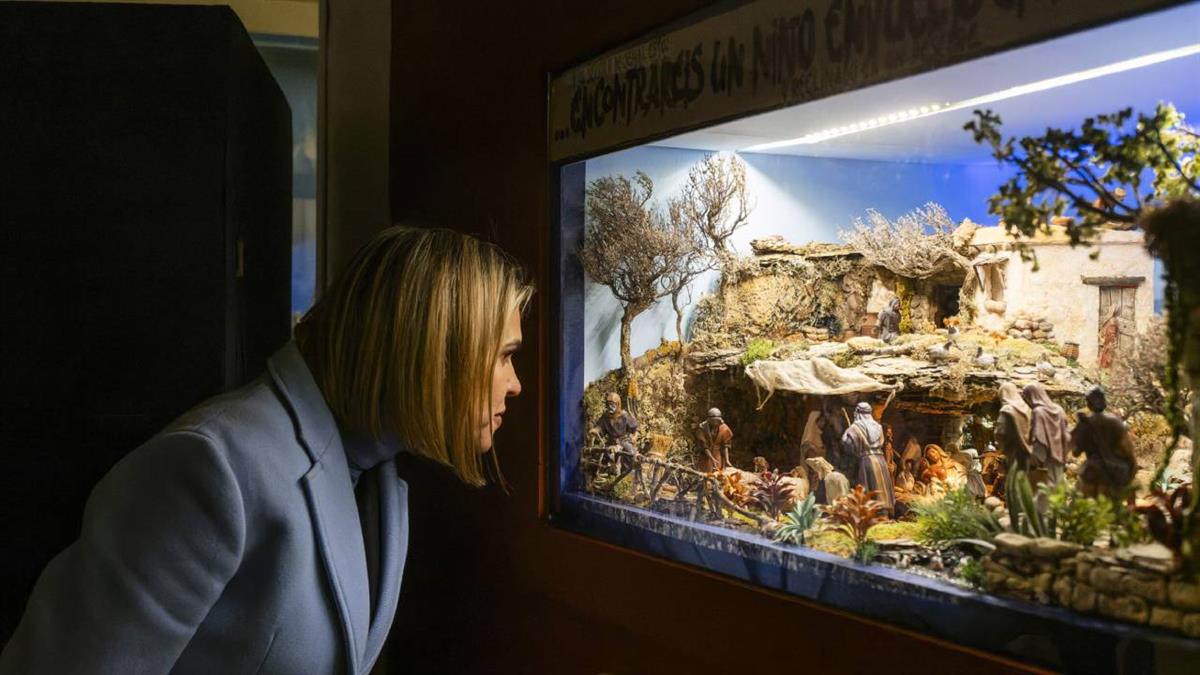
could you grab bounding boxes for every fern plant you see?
[825,485,889,562]
[774,493,819,546]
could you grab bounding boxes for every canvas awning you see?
[744,356,898,409]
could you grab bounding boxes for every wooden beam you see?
[1081,275,1145,286]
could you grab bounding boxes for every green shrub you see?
[1110,500,1151,548]
[854,540,880,564]
[740,338,775,366]
[611,474,633,501]
[958,557,985,589]
[1041,480,1114,546]
[914,488,1001,543]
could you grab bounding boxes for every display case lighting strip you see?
[742,43,1200,152]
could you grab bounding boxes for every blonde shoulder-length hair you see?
[294,225,533,486]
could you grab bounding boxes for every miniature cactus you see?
[1005,469,1046,538]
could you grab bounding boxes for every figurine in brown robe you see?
[1023,383,1070,486]
[995,382,1033,473]
[882,424,898,478]
[1071,388,1136,500]
[696,408,733,471]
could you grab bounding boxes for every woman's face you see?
[479,308,523,453]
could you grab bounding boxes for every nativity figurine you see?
[919,444,948,485]
[995,382,1032,473]
[805,456,849,505]
[696,408,734,472]
[962,448,986,500]
[1023,382,1070,487]
[1070,387,1137,500]
[842,401,895,513]
[590,392,639,455]
[876,297,901,343]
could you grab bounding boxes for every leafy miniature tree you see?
[965,104,1197,246]
[670,153,753,265]
[579,171,678,377]
[965,103,1200,566]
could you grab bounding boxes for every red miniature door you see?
[1097,285,1136,368]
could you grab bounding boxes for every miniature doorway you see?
[934,284,961,327]
[1097,284,1137,368]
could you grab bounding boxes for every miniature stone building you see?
[967,226,1156,368]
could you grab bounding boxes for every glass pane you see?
[556,2,1200,668]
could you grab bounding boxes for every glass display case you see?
[550,1,1200,671]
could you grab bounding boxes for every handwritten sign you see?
[548,0,1184,162]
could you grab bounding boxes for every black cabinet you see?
[0,2,291,639]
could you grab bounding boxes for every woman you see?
[0,226,533,675]
[1023,382,1071,486]
[995,381,1032,473]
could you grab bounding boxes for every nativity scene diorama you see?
[572,102,1200,641]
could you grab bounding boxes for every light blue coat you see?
[0,343,408,674]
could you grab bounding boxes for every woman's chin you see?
[477,429,495,453]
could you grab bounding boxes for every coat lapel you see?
[301,461,370,675]
[268,342,370,674]
[362,461,408,668]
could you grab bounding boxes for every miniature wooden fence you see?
[581,443,764,525]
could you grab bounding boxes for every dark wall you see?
[0,2,291,641]
[381,1,1031,672]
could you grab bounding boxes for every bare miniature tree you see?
[672,153,753,264]
[840,203,972,280]
[660,199,716,361]
[579,171,678,376]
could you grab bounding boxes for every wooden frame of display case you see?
[546,1,1199,671]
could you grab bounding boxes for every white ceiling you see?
[652,3,1200,164]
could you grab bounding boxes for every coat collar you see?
[267,341,339,463]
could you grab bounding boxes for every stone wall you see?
[982,533,1200,639]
